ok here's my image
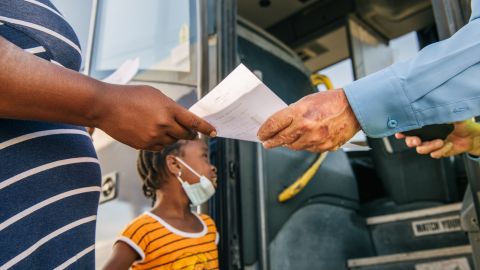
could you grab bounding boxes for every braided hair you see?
[137,141,189,205]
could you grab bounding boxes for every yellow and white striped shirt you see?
[118,212,219,270]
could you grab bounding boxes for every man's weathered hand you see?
[257,89,360,152]
[395,120,480,158]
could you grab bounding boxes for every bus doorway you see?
[211,0,480,269]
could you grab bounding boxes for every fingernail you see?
[262,142,270,148]
[209,131,217,137]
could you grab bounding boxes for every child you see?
[103,139,219,270]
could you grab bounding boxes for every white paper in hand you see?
[190,64,286,142]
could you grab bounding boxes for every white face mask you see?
[175,157,216,206]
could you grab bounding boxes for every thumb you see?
[257,107,294,141]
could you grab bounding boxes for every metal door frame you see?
[198,1,244,269]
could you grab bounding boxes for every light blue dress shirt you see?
[344,0,480,138]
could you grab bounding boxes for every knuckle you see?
[265,117,276,126]
[156,117,170,127]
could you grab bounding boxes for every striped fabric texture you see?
[119,212,219,270]
[0,0,101,269]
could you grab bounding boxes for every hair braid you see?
[137,141,189,205]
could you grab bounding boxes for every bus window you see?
[89,0,198,85]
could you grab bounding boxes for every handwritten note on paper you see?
[190,64,369,150]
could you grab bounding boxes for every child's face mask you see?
[175,157,215,206]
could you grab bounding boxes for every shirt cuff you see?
[343,67,420,138]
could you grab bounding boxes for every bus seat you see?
[368,136,458,205]
[269,203,374,270]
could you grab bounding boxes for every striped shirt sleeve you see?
[117,215,155,261]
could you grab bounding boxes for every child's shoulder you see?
[198,213,216,227]
[122,212,161,233]
[131,212,157,225]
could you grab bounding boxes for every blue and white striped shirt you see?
[0,1,101,269]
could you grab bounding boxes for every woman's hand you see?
[95,84,216,151]
[395,120,480,158]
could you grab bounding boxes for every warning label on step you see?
[412,215,462,237]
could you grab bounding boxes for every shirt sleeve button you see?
[387,119,398,128]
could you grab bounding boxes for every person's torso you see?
[0,1,101,268]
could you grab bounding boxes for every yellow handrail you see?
[278,152,328,203]
[277,74,334,203]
